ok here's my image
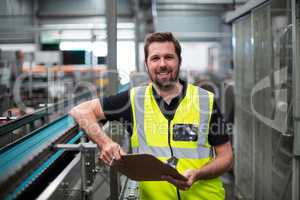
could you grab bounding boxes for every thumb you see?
[183,169,194,178]
[119,147,127,155]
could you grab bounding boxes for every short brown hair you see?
[144,32,182,65]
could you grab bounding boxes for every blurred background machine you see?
[0,0,299,200]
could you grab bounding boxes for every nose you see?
[159,58,166,66]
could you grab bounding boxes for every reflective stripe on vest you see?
[132,85,212,159]
[198,87,213,147]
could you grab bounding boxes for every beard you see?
[148,66,180,91]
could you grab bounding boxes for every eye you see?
[165,55,175,60]
[150,56,159,61]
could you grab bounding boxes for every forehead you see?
[148,42,176,56]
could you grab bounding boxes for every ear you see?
[144,62,149,72]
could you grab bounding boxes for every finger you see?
[109,156,116,166]
[119,147,127,156]
[100,152,113,165]
[113,145,122,160]
[107,144,119,160]
[178,185,189,191]
[162,175,189,190]
[176,182,190,191]
[101,146,113,160]
[102,150,113,161]
[113,145,127,159]
[99,154,109,165]
[162,175,179,185]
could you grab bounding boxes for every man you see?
[70,32,233,200]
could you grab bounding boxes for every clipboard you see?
[113,154,187,181]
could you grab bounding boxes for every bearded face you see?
[145,42,180,91]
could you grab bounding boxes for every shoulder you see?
[100,89,132,121]
[129,85,149,98]
[130,85,148,92]
[101,90,130,103]
[188,83,211,92]
[188,83,215,99]
[100,90,131,112]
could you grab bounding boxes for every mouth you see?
[157,67,171,75]
[157,71,171,79]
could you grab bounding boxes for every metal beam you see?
[157,4,225,11]
[292,157,300,200]
[223,0,269,23]
[37,13,133,18]
[36,154,81,200]
[173,31,231,39]
[292,0,300,199]
[292,0,300,156]
[152,0,158,31]
[134,0,141,72]
[106,0,119,96]
[157,0,248,4]
[0,109,48,137]
[105,1,120,199]
[0,90,92,137]
[33,0,40,50]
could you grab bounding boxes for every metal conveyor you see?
[0,115,81,200]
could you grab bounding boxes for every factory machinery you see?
[0,89,137,200]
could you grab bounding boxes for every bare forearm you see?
[69,98,125,165]
[195,142,233,180]
[69,99,111,147]
[162,142,233,190]
[78,115,112,147]
[195,155,232,180]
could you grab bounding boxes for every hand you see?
[161,169,197,190]
[99,142,126,166]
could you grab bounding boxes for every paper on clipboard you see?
[113,154,187,181]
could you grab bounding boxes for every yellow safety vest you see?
[130,83,225,200]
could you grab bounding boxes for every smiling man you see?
[70,32,233,200]
[146,40,180,91]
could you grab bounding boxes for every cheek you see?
[147,64,158,73]
[171,64,179,72]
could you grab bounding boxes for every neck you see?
[153,81,182,104]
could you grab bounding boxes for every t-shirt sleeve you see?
[208,100,230,146]
[100,90,132,122]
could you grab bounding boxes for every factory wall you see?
[156,14,221,34]
[154,6,233,74]
[38,0,105,16]
[233,0,294,199]
[0,0,34,43]
[0,0,134,45]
